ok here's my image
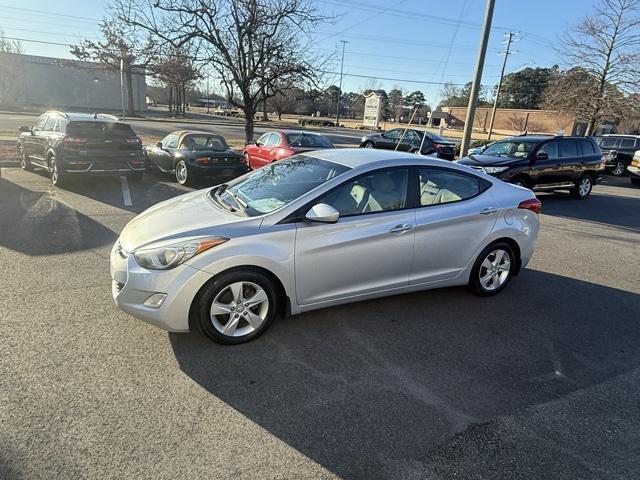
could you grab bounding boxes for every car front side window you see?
[163,134,178,149]
[32,115,47,132]
[538,142,558,159]
[320,168,409,217]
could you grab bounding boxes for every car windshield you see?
[285,133,333,148]
[212,155,349,216]
[482,140,538,158]
[182,135,228,151]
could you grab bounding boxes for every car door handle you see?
[480,207,498,215]
[389,224,414,234]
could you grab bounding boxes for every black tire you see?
[630,177,640,186]
[409,147,421,154]
[18,144,33,171]
[611,159,626,176]
[49,155,68,187]
[193,269,279,345]
[510,176,529,188]
[362,141,375,149]
[570,174,593,199]
[175,160,193,186]
[468,242,516,297]
[128,171,143,183]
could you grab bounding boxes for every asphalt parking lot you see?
[1,160,639,479]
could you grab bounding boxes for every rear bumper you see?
[189,163,248,178]
[61,152,145,174]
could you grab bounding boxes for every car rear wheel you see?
[193,269,279,344]
[469,242,515,296]
[363,141,375,148]
[571,175,593,199]
[18,144,33,171]
[49,155,68,187]
[510,176,528,188]
[612,160,626,176]
[175,160,192,186]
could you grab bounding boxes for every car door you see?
[411,167,496,284]
[400,130,420,151]
[25,115,48,165]
[153,133,178,171]
[249,133,272,169]
[262,132,282,164]
[557,139,582,184]
[529,141,562,186]
[380,129,401,149]
[294,167,415,305]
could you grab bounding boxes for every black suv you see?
[456,135,605,199]
[17,111,145,187]
[359,128,457,159]
[593,134,640,176]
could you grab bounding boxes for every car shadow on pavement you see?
[169,269,640,479]
[539,191,640,231]
[0,177,117,255]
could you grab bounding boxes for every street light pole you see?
[487,32,516,141]
[460,0,495,157]
[335,40,348,128]
[206,76,210,114]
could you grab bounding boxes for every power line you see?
[0,4,101,22]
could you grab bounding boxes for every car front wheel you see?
[611,160,626,176]
[19,144,33,171]
[571,175,593,199]
[175,160,192,186]
[193,269,279,344]
[469,242,515,296]
[362,141,375,148]
[49,155,68,187]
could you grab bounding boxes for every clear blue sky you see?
[0,0,598,105]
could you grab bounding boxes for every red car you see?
[243,130,335,169]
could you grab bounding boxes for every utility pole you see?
[460,0,495,157]
[206,76,210,114]
[335,40,348,127]
[487,32,517,141]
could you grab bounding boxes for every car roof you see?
[44,111,121,123]
[173,130,225,138]
[600,134,640,138]
[274,130,327,136]
[304,147,460,169]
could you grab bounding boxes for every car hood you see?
[457,154,519,166]
[118,188,255,252]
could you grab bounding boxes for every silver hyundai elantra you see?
[111,148,540,344]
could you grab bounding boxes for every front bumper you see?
[110,240,212,332]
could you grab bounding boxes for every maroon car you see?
[243,130,335,169]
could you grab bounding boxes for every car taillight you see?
[63,136,87,145]
[239,154,248,165]
[195,157,211,165]
[518,198,542,214]
[434,143,443,148]
[126,137,141,144]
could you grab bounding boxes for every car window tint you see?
[538,142,558,159]
[579,140,595,155]
[404,131,418,141]
[620,138,635,149]
[559,140,578,157]
[385,130,400,140]
[256,133,270,145]
[265,133,280,147]
[286,133,333,148]
[320,168,409,216]
[418,168,481,206]
[600,137,619,148]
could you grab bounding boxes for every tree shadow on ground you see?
[170,269,640,479]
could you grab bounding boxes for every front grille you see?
[112,280,124,296]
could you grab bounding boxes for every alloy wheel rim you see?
[613,162,625,175]
[479,249,511,291]
[579,177,591,196]
[210,281,269,337]
[19,147,26,168]
[364,142,374,148]
[176,162,187,183]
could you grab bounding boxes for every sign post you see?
[363,92,382,130]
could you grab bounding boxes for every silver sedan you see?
[111,149,541,344]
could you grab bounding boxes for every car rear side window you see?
[620,138,635,149]
[43,116,56,132]
[559,140,578,158]
[418,168,482,206]
[579,140,596,155]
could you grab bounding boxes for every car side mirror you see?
[155,141,163,148]
[19,126,31,133]
[535,152,548,161]
[305,203,340,223]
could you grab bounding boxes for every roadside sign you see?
[363,92,381,129]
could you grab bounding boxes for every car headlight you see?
[361,136,368,142]
[133,237,228,270]
[483,166,510,174]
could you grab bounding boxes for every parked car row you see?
[359,128,457,159]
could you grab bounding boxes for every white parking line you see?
[120,175,132,206]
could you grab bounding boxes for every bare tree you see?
[150,48,201,115]
[546,0,640,134]
[70,19,156,116]
[0,28,23,53]
[115,0,330,144]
